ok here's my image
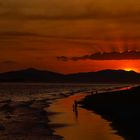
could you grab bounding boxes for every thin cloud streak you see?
[0,0,140,21]
[1,60,17,64]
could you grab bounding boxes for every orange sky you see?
[0,0,140,73]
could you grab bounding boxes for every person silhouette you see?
[72,103,75,112]
[75,100,78,110]
[72,100,79,121]
[73,100,78,112]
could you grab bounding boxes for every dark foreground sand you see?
[0,99,63,140]
[81,86,140,140]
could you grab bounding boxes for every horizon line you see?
[1,67,139,75]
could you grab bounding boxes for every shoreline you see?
[80,85,140,140]
[47,84,136,140]
[0,84,136,140]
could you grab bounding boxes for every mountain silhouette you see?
[0,68,64,82]
[67,69,140,83]
[0,68,139,83]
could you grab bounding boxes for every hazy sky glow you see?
[0,0,140,73]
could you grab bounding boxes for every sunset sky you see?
[0,0,140,73]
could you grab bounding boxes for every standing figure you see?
[72,100,79,121]
[74,100,78,110]
[73,100,78,112]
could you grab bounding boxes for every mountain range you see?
[0,68,139,83]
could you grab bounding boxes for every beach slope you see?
[81,86,140,140]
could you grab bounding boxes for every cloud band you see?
[57,51,140,61]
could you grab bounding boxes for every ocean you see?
[0,83,134,102]
[0,83,136,140]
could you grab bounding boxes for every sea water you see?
[0,83,135,140]
[0,83,134,102]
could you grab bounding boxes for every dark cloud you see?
[1,61,17,64]
[57,51,140,61]
[57,56,69,61]
[0,9,140,22]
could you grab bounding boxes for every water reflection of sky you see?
[49,93,124,140]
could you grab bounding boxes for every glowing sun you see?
[124,68,138,72]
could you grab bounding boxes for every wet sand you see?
[0,99,62,140]
[81,86,140,140]
[48,93,124,140]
